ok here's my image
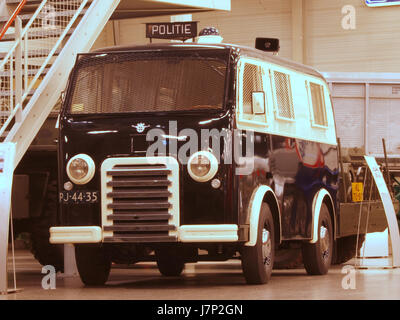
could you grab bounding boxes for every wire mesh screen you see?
[69,52,228,114]
[274,71,294,119]
[309,82,327,126]
[242,63,263,114]
[25,0,85,102]
[0,0,86,135]
[0,58,13,125]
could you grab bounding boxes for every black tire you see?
[333,234,366,265]
[156,247,185,277]
[241,203,275,284]
[274,248,303,269]
[302,203,333,275]
[75,245,111,286]
[30,179,64,272]
[109,244,146,265]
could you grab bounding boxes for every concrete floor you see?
[1,249,400,300]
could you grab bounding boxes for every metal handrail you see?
[0,0,28,41]
[0,0,89,139]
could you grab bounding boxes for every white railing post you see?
[0,143,16,295]
[9,57,13,112]
[23,30,28,93]
[15,17,22,122]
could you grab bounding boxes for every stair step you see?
[0,27,75,42]
[0,8,88,24]
[0,48,61,59]
[6,0,93,8]
[0,67,50,76]
[6,0,41,4]
[0,89,35,97]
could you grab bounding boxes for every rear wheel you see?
[241,203,275,284]
[302,203,333,275]
[156,246,185,277]
[274,247,303,269]
[333,234,365,265]
[75,245,111,286]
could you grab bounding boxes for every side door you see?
[235,58,271,225]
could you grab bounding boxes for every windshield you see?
[68,50,228,114]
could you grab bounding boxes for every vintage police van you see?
[50,32,343,285]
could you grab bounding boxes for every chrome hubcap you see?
[320,225,330,260]
[262,228,271,266]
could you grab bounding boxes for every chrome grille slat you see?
[104,224,176,232]
[102,158,179,243]
[108,201,171,210]
[107,190,171,198]
[107,169,171,176]
[107,179,171,187]
[107,213,171,221]
[103,235,177,243]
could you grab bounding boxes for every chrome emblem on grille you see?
[132,123,150,133]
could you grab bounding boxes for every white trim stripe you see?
[179,225,238,242]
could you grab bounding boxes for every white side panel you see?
[325,72,400,156]
[332,97,364,149]
[368,84,400,155]
[236,57,337,146]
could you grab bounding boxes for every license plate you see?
[59,191,99,204]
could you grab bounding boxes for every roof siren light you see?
[255,38,280,54]
[197,27,223,43]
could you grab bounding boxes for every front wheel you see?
[241,203,275,284]
[75,245,111,286]
[156,247,185,277]
[302,203,333,275]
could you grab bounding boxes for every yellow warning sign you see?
[352,182,364,202]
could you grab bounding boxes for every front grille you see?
[101,157,179,243]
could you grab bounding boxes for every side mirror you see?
[255,38,280,53]
[252,91,265,114]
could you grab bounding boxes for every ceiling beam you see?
[291,0,304,64]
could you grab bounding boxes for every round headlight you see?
[66,154,95,185]
[190,155,211,177]
[188,151,218,182]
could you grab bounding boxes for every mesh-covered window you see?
[242,63,263,114]
[69,53,227,114]
[273,71,294,120]
[309,82,327,127]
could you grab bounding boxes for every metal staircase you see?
[0,0,121,167]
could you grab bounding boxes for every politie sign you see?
[366,0,400,6]
[146,22,197,40]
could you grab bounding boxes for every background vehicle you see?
[12,111,63,271]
